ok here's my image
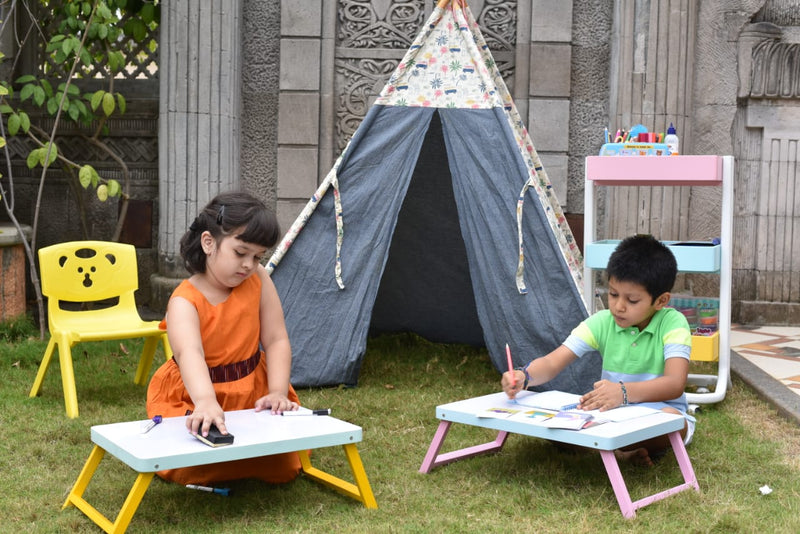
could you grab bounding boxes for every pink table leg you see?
[419,421,509,473]
[600,431,700,518]
[599,449,636,518]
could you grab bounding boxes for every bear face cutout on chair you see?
[58,247,118,289]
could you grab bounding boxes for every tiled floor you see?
[730,324,800,397]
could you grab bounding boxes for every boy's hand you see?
[501,370,525,399]
[579,379,624,411]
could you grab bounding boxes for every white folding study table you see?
[63,409,377,533]
[419,392,699,518]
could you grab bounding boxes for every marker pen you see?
[140,415,162,434]
[281,409,331,416]
[186,484,231,496]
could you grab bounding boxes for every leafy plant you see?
[0,0,159,336]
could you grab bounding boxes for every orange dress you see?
[146,274,301,485]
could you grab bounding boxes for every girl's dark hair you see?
[606,234,677,302]
[180,191,280,274]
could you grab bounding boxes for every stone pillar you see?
[276,0,323,233]
[151,0,242,311]
[529,0,573,210]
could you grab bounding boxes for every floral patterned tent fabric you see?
[268,2,599,392]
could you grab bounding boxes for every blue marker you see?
[561,403,580,411]
[186,484,231,496]
[140,414,162,434]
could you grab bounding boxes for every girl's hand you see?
[501,370,525,399]
[579,379,624,411]
[255,393,298,414]
[186,399,227,436]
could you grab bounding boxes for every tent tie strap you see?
[332,174,345,289]
[515,178,535,295]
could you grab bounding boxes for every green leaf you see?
[90,90,105,111]
[0,104,13,114]
[116,93,126,114]
[74,99,88,117]
[33,86,45,107]
[19,112,30,133]
[66,84,80,96]
[0,85,8,96]
[107,52,119,72]
[68,102,80,121]
[62,39,73,56]
[98,23,108,40]
[141,3,155,24]
[46,97,58,115]
[79,165,94,188]
[26,149,40,169]
[97,3,113,19]
[102,91,115,116]
[96,184,109,201]
[7,113,20,135]
[132,19,147,42]
[40,142,58,166]
[107,179,121,197]
[0,137,5,149]
[80,48,92,67]
[19,84,34,102]
[40,79,53,97]
[15,74,36,84]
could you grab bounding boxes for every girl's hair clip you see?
[216,205,225,226]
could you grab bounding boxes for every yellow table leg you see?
[63,445,105,510]
[63,445,155,533]
[298,445,378,508]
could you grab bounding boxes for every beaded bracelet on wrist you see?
[515,365,532,390]
[619,381,628,405]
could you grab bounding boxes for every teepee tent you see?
[268,0,600,391]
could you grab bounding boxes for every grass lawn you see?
[3,321,800,533]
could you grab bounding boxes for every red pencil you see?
[505,343,515,387]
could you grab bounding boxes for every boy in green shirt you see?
[502,234,694,465]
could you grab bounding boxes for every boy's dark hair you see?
[180,191,280,274]
[606,234,677,301]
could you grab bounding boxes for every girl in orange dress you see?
[147,191,301,485]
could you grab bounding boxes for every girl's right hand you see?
[186,399,227,437]
[501,370,525,399]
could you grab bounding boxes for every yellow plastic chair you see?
[29,241,172,418]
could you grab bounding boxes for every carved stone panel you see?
[333,0,517,152]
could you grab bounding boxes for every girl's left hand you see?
[255,393,298,414]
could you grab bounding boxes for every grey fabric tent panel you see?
[272,104,600,392]
[439,107,599,393]
[273,106,437,387]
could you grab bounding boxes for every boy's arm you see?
[621,357,689,404]
[502,345,578,399]
[579,357,689,410]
